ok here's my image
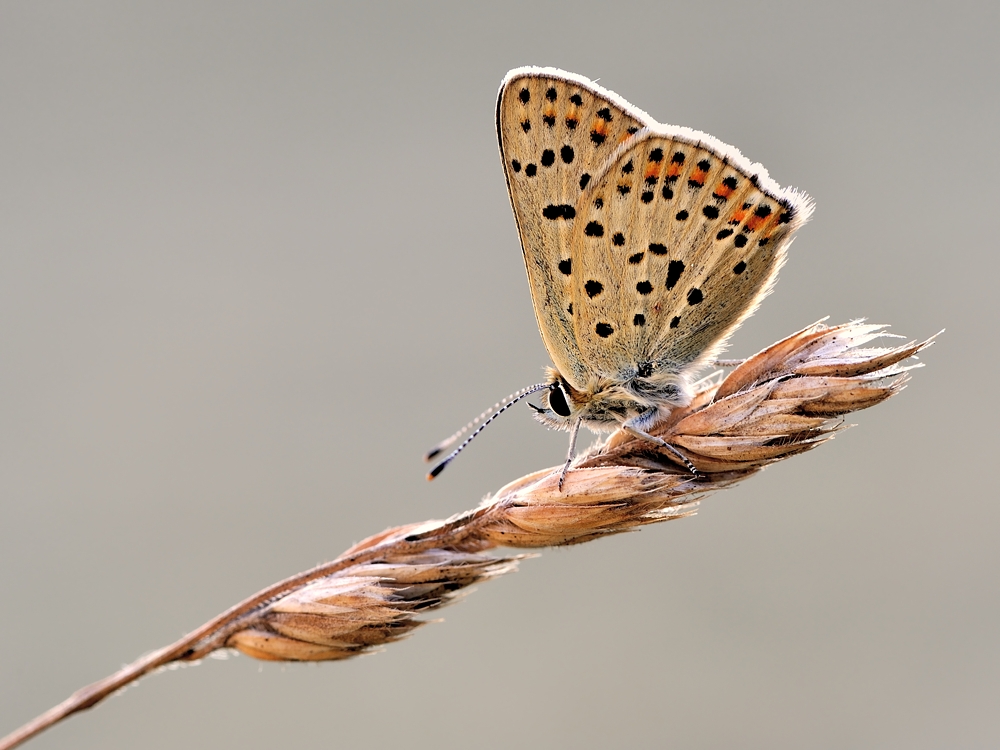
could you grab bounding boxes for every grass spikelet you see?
[0,321,936,750]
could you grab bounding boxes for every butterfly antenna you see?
[424,383,551,462]
[426,382,551,480]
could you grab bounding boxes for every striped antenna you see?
[426,382,551,480]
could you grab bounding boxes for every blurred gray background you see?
[2,2,997,748]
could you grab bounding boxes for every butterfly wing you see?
[568,129,813,381]
[497,67,652,388]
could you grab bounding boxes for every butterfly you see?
[427,67,813,484]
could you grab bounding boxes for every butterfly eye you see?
[548,383,572,417]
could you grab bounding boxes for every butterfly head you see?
[531,365,693,433]
[529,372,577,431]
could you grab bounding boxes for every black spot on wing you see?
[596,107,613,121]
[561,145,574,164]
[545,87,557,101]
[558,259,572,275]
[633,314,646,327]
[675,210,689,221]
[734,234,748,248]
[579,173,591,189]
[519,88,530,103]
[595,322,614,337]
[541,149,555,167]
[670,316,681,329]
[666,260,685,289]
[703,205,719,219]
[525,164,537,177]
[584,221,604,237]
[636,280,653,295]
[543,204,576,220]
[648,243,667,256]
[628,252,644,264]
[570,93,583,106]
[585,280,604,298]
[687,288,704,305]
[511,160,521,173]
[612,232,625,246]
[733,261,747,274]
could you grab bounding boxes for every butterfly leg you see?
[557,417,583,490]
[621,411,700,476]
[709,358,746,367]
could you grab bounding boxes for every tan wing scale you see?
[496,67,651,388]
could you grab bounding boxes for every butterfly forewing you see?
[497,68,651,388]
[568,131,813,380]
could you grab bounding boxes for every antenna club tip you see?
[427,463,447,480]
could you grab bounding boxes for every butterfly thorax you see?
[534,365,692,433]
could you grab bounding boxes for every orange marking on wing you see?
[689,169,707,186]
[592,119,609,137]
[666,163,683,178]
[713,183,734,199]
[757,219,786,246]
[644,163,662,180]
[761,214,783,235]
[729,208,748,225]
[745,214,766,231]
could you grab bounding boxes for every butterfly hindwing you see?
[568,131,813,381]
[497,67,651,388]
